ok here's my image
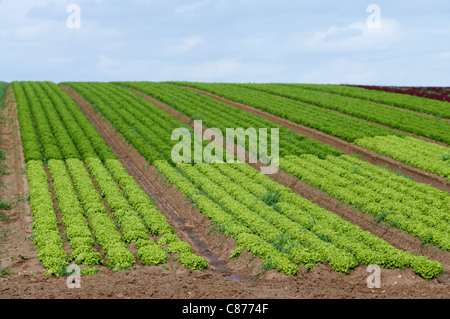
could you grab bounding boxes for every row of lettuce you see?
[173,82,450,181]
[115,82,450,248]
[235,83,450,144]
[13,81,208,275]
[293,83,450,119]
[67,81,342,162]
[63,81,445,279]
[281,154,450,250]
[244,83,450,181]
[0,81,8,109]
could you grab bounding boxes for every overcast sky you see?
[0,0,449,85]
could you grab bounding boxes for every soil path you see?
[0,86,40,278]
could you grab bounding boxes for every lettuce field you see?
[0,81,449,299]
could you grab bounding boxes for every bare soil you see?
[0,86,41,280]
[0,86,448,300]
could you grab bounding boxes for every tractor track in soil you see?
[0,86,37,276]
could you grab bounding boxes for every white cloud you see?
[437,51,450,59]
[188,58,281,81]
[166,36,205,55]
[97,55,142,77]
[96,54,170,80]
[296,58,380,85]
[0,0,61,19]
[13,21,53,39]
[0,0,447,85]
[94,55,282,82]
[174,0,208,14]
[301,19,402,53]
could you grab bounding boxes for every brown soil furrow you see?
[124,87,450,273]
[4,86,31,233]
[0,86,38,274]
[61,86,251,281]
[182,87,450,192]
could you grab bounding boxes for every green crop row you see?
[87,156,178,266]
[85,157,152,244]
[52,82,207,269]
[189,162,359,273]
[192,162,444,279]
[20,82,65,160]
[27,160,68,275]
[118,82,341,159]
[29,82,81,159]
[40,82,117,161]
[85,156,209,269]
[64,82,186,163]
[12,82,42,162]
[354,135,450,180]
[153,160,298,275]
[66,158,136,270]
[173,82,404,143]
[215,162,444,279]
[238,83,450,144]
[14,81,136,270]
[48,159,103,266]
[66,82,229,164]
[0,82,8,109]
[280,154,450,251]
[14,81,208,273]
[153,159,443,279]
[290,83,450,119]
[104,159,175,236]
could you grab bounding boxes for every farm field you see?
[348,85,450,104]
[0,81,449,300]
